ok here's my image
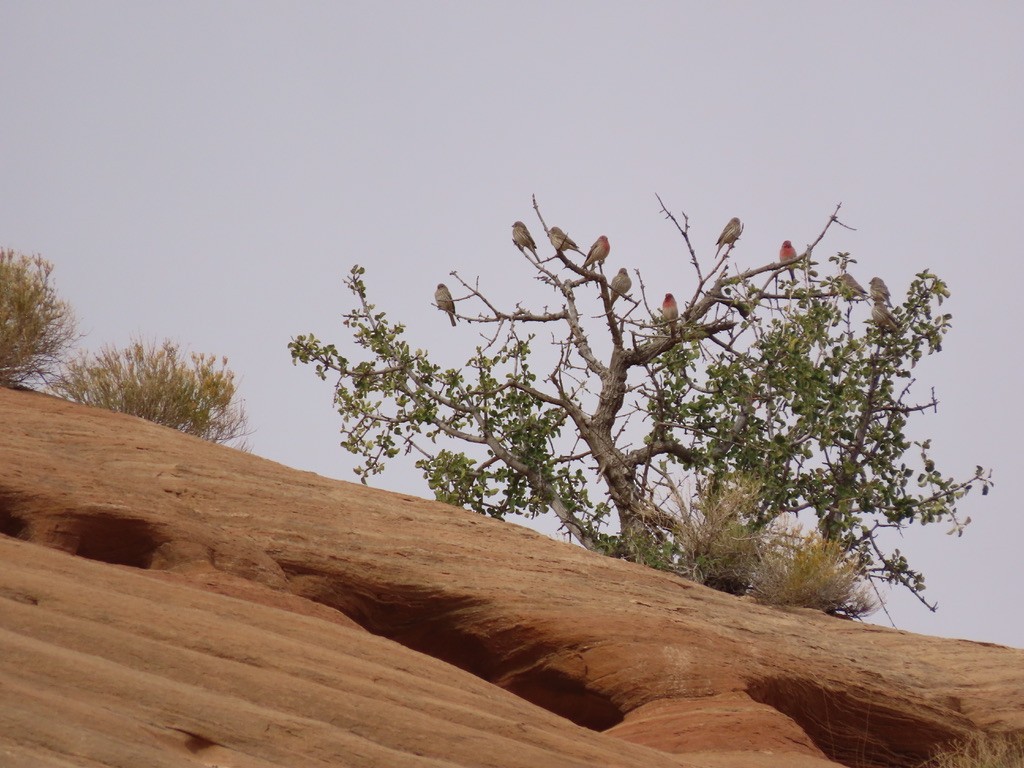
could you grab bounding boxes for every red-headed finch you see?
[780,240,798,280]
[583,235,610,269]
[512,221,537,258]
[434,283,456,326]
[662,293,679,323]
[716,217,743,255]
[869,277,892,307]
[548,226,584,255]
[609,267,632,304]
[871,301,899,333]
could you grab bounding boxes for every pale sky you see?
[2,2,1022,648]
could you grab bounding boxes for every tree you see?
[52,337,251,447]
[289,198,991,608]
[0,249,79,387]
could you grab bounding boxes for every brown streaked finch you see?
[583,235,610,269]
[716,217,743,255]
[512,221,538,258]
[779,240,798,280]
[871,300,899,333]
[434,283,457,326]
[716,297,752,319]
[661,293,679,324]
[548,226,584,255]
[869,277,892,307]
[609,267,632,304]
[839,272,868,300]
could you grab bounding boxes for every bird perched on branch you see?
[838,272,868,300]
[716,297,752,319]
[716,217,743,255]
[583,235,610,269]
[869,277,891,307]
[511,221,537,258]
[661,293,679,327]
[609,267,632,305]
[434,283,457,326]
[871,300,899,333]
[779,240,798,280]
[548,226,584,255]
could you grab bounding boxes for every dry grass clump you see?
[0,249,79,387]
[666,475,763,595]
[926,732,1024,768]
[751,524,877,618]
[52,337,250,447]
[653,475,878,617]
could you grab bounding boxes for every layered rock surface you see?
[1,388,1021,767]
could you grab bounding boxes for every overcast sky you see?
[2,2,1021,648]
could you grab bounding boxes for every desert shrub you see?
[52,337,250,447]
[0,249,79,387]
[639,477,878,614]
[751,524,877,618]
[927,733,1024,768]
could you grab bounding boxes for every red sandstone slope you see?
[1,388,1021,768]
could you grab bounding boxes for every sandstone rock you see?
[1,388,1021,767]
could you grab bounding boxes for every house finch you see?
[838,272,868,300]
[779,240,798,280]
[583,235,610,269]
[512,221,537,258]
[717,298,752,319]
[716,217,743,255]
[434,283,456,326]
[661,293,679,323]
[548,226,584,255]
[869,277,891,306]
[871,301,899,333]
[609,267,632,304]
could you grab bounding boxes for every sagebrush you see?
[53,338,250,446]
[751,524,878,617]
[0,249,79,387]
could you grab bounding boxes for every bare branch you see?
[655,193,700,278]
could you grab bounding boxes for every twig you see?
[806,202,855,257]
[532,194,550,238]
[655,193,701,280]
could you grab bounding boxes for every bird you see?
[661,293,679,326]
[583,235,610,269]
[511,221,537,258]
[609,267,632,304]
[434,283,456,326]
[871,300,899,333]
[838,272,868,300]
[548,226,584,255]
[779,240,798,280]
[869,277,891,306]
[716,217,743,255]
[717,297,752,319]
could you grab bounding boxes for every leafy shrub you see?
[52,337,250,447]
[0,249,79,387]
[293,211,991,606]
